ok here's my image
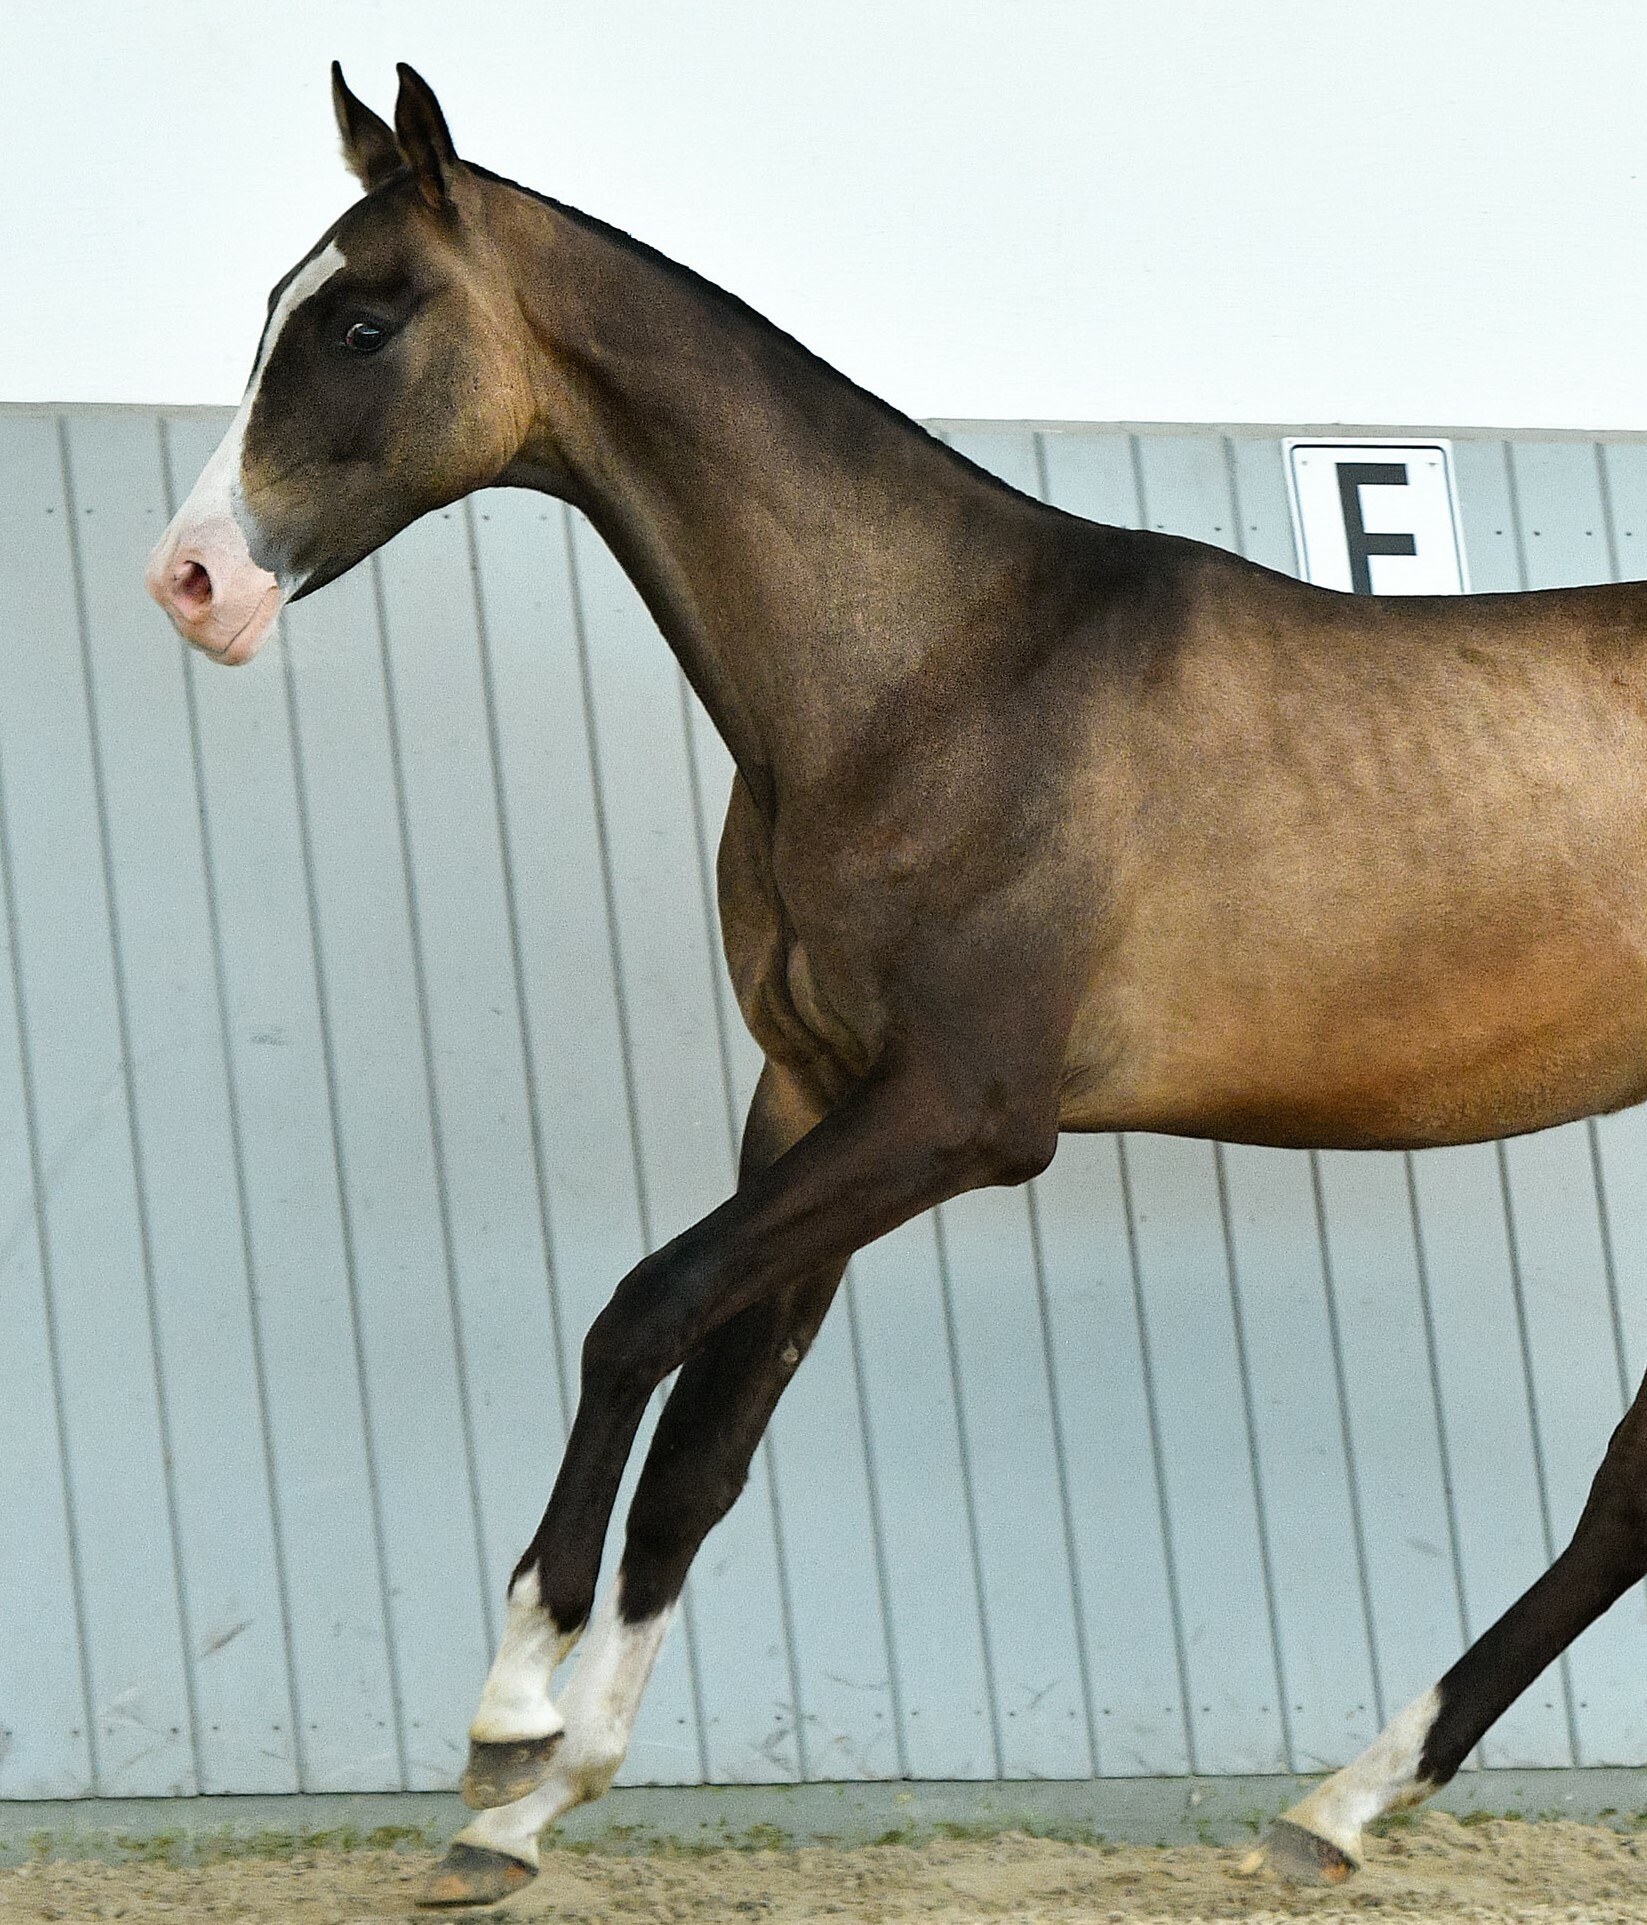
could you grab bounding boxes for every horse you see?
[147,62,1647,1908]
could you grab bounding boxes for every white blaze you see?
[146,240,346,663]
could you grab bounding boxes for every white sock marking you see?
[469,1566,578,1744]
[458,1584,674,1868]
[1279,1684,1443,1861]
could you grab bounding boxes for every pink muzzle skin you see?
[145,514,287,666]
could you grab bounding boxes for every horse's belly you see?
[1069,922,1647,1151]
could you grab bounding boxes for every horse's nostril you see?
[172,558,213,613]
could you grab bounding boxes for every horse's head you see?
[148,64,539,663]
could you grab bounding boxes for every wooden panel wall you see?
[2,408,1644,1795]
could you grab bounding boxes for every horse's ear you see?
[332,63,401,193]
[394,63,459,211]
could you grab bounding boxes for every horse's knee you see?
[580,1264,683,1403]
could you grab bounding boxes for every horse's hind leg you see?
[1258,1363,1647,1883]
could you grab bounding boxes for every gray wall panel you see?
[1452,440,1520,592]
[1219,1143,1379,1773]
[163,413,404,1792]
[1409,1142,1568,1768]
[1031,1134,1189,1777]
[1312,1151,1466,1720]
[848,1215,998,1778]
[282,541,491,1795]
[0,414,197,1796]
[0,556,91,1797]
[7,408,1647,1797]
[64,412,296,1794]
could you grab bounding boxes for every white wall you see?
[6,0,1647,427]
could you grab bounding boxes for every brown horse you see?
[148,64,1647,1907]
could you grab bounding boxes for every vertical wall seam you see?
[363,535,492,1624]
[751,1425,807,1781]
[1504,443,1532,591]
[674,676,743,1165]
[56,418,202,1793]
[158,416,305,1791]
[1221,437,1247,560]
[462,499,573,1441]
[929,1205,1005,1779]
[1495,1141,1581,1768]
[1128,435,1152,533]
[1031,432,1053,509]
[285,571,411,1786]
[1587,1122,1634,1421]
[840,1265,910,1779]
[1307,1152,1385,1729]
[1115,1136,1198,1774]
[562,511,712,1784]
[1211,1145,1295,1772]
[1023,1180,1102,1776]
[1595,441,1625,587]
[0,522,99,1791]
[1402,1155,1473,1649]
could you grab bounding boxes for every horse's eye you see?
[343,319,388,354]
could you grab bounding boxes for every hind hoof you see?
[417,1841,536,1908]
[462,1733,562,1809]
[1261,1817,1359,1884]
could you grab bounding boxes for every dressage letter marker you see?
[1285,440,1468,594]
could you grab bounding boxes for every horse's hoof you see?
[462,1733,562,1809]
[417,1841,536,1908]
[1260,1817,1359,1884]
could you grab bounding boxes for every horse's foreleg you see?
[452,1066,825,1798]
[433,1263,844,1893]
[1258,1364,1647,1883]
[422,1062,936,1903]
[498,1047,1051,1669]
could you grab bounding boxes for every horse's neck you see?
[497,187,1026,791]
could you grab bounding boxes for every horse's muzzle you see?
[146,520,286,665]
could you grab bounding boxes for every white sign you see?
[1284,439,1469,595]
